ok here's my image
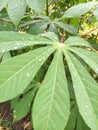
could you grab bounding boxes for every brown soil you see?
[0,102,33,130]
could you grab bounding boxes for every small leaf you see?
[0,46,55,102]
[0,0,8,11]
[62,2,98,18]
[76,113,90,130]
[26,0,46,13]
[33,49,70,130]
[48,23,59,36]
[63,50,98,130]
[64,36,91,47]
[7,0,26,26]
[40,31,59,42]
[28,22,48,35]
[54,21,78,35]
[65,104,77,130]
[0,31,53,53]
[13,88,37,122]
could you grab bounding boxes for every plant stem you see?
[46,0,49,16]
[82,26,98,37]
[60,32,65,43]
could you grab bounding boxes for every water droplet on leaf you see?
[39,58,42,61]
[27,73,30,77]
[96,68,98,73]
[2,49,5,53]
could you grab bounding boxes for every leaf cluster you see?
[0,0,98,130]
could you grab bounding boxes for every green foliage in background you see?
[0,0,98,130]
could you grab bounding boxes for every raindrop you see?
[85,105,89,109]
[15,4,18,8]
[24,44,27,47]
[13,110,16,113]
[14,47,18,49]
[73,73,76,76]
[42,57,45,60]
[17,43,20,45]
[54,37,57,40]
[30,37,33,40]
[14,116,16,118]
[27,73,30,77]
[73,85,75,88]
[96,68,98,73]
[39,58,42,61]
[2,49,5,53]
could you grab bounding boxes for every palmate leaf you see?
[7,0,26,26]
[33,49,70,130]
[28,22,48,35]
[48,23,59,36]
[54,21,78,35]
[63,50,98,130]
[13,87,37,122]
[0,46,55,102]
[68,47,98,74]
[0,31,53,53]
[62,2,98,18]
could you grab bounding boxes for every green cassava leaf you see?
[28,22,48,35]
[65,102,90,130]
[63,50,98,130]
[64,36,91,47]
[62,2,98,18]
[54,21,78,35]
[76,113,90,130]
[0,0,8,11]
[68,47,98,74]
[0,31,53,53]
[65,104,77,130]
[7,0,26,26]
[13,88,37,122]
[33,49,70,130]
[48,23,59,36]
[0,46,55,102]
[40,31,59,42]
[26,0,46,13]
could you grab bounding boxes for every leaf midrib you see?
[44,50,61,130]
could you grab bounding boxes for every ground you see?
[0,102,33,130]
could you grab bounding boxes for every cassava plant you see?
[0,0,98,130]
